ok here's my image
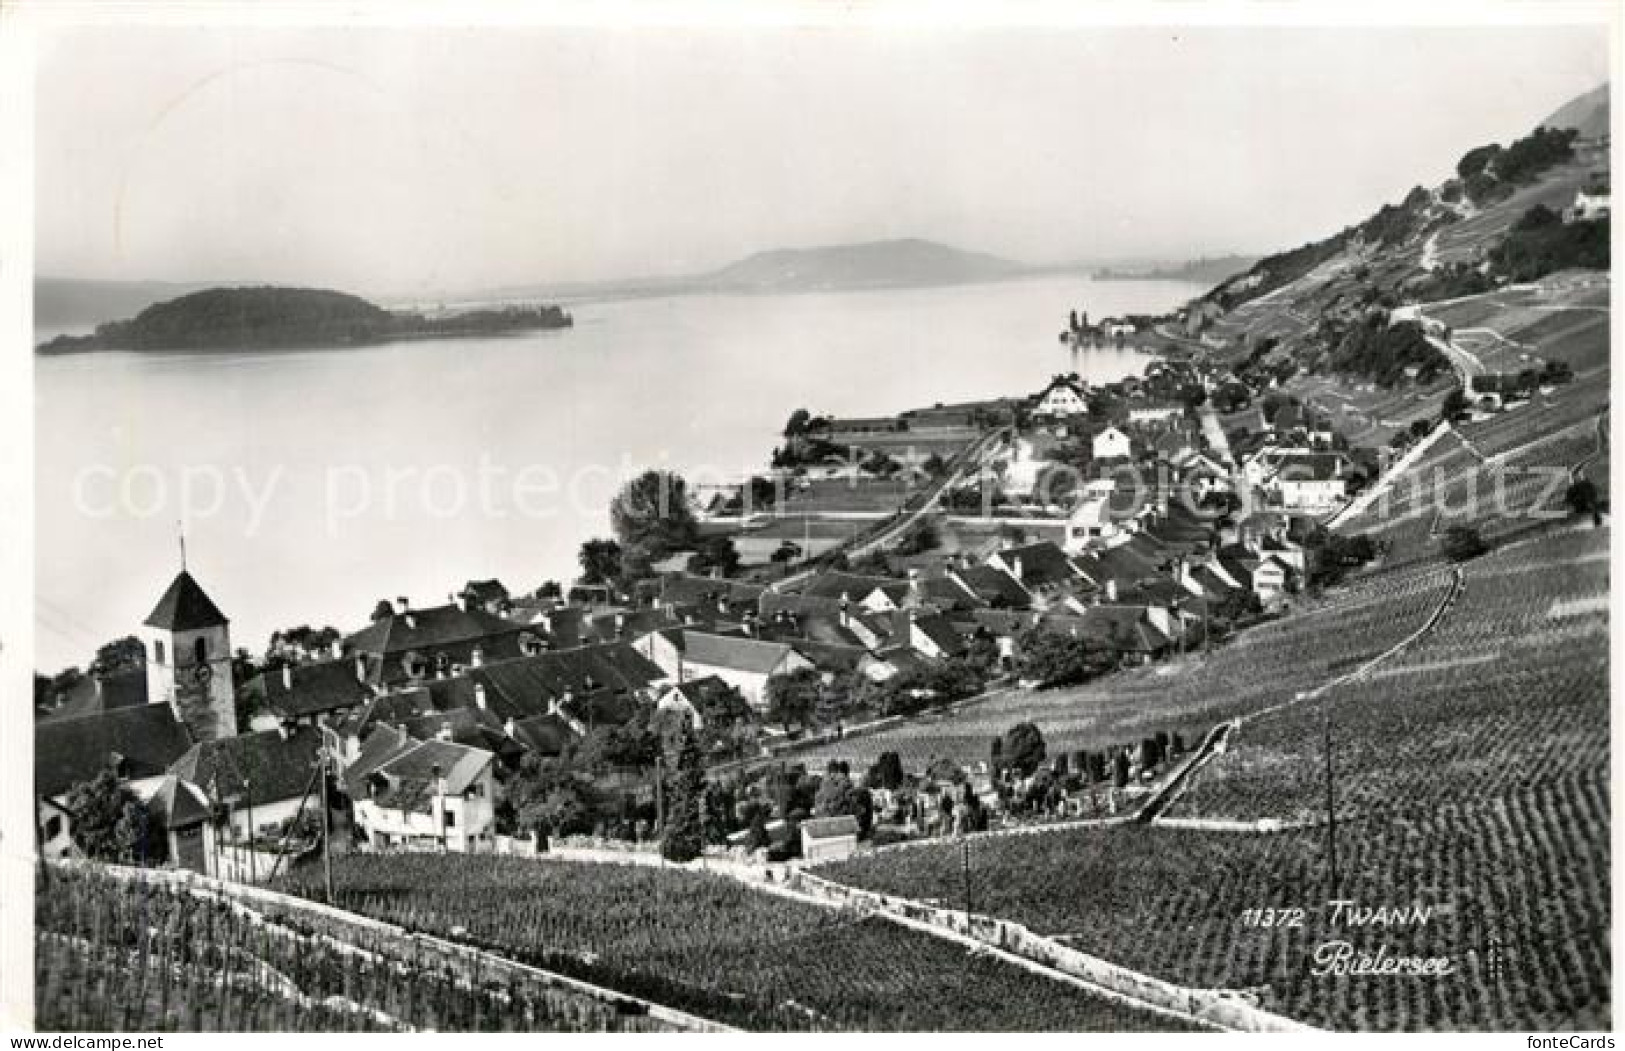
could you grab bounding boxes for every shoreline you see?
[31,283,1195,675]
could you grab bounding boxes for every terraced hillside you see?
[793,561,1456,774]
[817,524,1609,1032]
[280,853,1196,1032]
[816,776,1610,1031]
[1173,526,1608,823]
[38,864,672,1032]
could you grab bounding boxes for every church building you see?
[140,569,237,741]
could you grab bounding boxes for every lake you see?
[34,274,1201,672]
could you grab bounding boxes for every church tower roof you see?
[143,570,229,631]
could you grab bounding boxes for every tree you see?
[1441,525,1489,563]
[1015,628,1109,687]
[783,408,812,438]
[1214,588,1263,623]
[660,731,707,863]
[504,755,596,837]
[371,599,395,621]
[65,769,163,865]
[610,471,700,572]
[863,450,901,477]
[578,537,623,585]
[895,521,940,556]
[688,536,741,577]
[535,580,563,600]
[813,768,853,817]
[1002,722,1047,778]
[744,475,780,513]
[1112,750,1131,789]
[867,751,906,791]
[765,667,821,732]
[1566,478,1603,526]
[703,779,736,846]
[92,637,145,676]
[265,625,341,666]
[744,807,770,850]
[572,717,661,771]
[1441,387,1469,422]
[847,785,875,836]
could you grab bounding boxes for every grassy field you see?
[777,478,919,515]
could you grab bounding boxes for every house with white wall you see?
[352,738,496,853]
[169,726,323,841]
[666,631,816,711]
[1032,377,1089,418]
[1092,425,1132,462]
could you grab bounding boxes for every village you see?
[33,320,1435,875]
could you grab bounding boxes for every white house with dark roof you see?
[800,815,860,862]
[1269,452,1350,511]
[668,631,815,710]
[352,738,496,853]
[801,571,911,613]
[1032,377,1089,418]
[169,727,322,840]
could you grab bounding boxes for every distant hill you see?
[36,286,572,354]
[701,238,1025,292]
[1541,83,1609,138]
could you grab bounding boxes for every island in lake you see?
[35,285,572,354]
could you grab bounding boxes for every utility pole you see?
[654,753,665,837]
[245,778,256,883]
[1323,704,1338,899]
[318,751,335,905]
[225,795,241,882]
[208,776,220,880]
[961,836,973,916]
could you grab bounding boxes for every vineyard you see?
[816,775,1611,1031]
[793,561,1455,774]
[36,865,663,1031]
[278,853,1193,1031]
[1171,526,1608,824]
[1338,420,1602,567]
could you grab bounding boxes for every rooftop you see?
[144,570,229,631]
[35,703,194,799]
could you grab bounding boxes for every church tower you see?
[141,569,237,740]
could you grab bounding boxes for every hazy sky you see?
[35,24,1608,297]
